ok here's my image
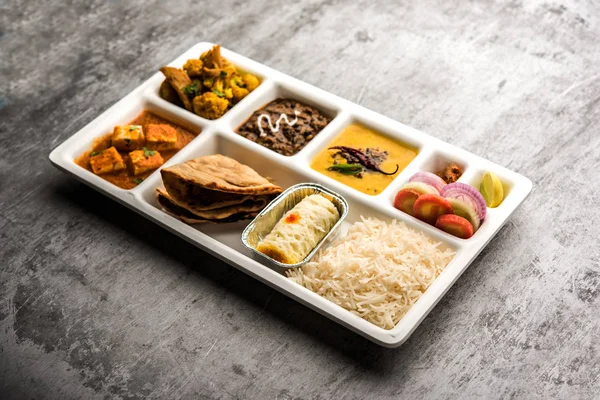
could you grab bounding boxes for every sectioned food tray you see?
[49,42,532,347]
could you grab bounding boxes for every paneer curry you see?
[76,111,197,189]
[159,45,260,120]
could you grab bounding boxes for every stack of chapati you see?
[157,154,282,223]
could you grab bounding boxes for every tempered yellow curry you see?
[311,124,417,195]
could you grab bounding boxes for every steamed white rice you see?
[286,216,455,329]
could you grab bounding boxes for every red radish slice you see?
[409,172,446,192]
[435,214,474,239]
[440,182,487,221]
[393,188,421,216]
[447,198,480,231]
[413,194,453,225]
[402,181,439,195]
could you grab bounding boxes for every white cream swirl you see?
[258,110,300,137]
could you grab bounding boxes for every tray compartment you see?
[148,42,273,123]
[62,94,206,193]
[461,167,514,209]
[301,114,424,198]
[382,178,493,242]
[417,147,470,183]
[225,80,345,159]
[377,146,495,242]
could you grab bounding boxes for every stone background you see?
[1,0,599,398]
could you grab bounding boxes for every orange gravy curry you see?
[76,111,197,190]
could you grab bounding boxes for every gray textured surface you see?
[1,0,600,398]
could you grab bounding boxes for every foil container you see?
[241,183,349,269]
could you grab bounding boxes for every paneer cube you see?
[89,147,126,175]
[128,148,165,176]
[112,125,145,151]
[145,124,178,151]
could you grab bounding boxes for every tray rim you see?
[49,41,533,347]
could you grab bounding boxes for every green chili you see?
[327,163,363,175]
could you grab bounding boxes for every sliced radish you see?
[401,181,439,195]
[447,198,480,231]
[409,172,446,192]
[435,214,474,239]
[393,188,421,216]
[440,182,487,221]
[413,194,453,225]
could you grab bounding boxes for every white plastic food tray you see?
[49,42,532,347]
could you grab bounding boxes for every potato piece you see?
[200,45,223,69]
[146,124,178,151]
[128,148,164,176]
[112,125,145,151]
[160,66,194,111]
[159,80,183,107]
[89,147,126,175]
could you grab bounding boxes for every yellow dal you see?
[311,124,417,195]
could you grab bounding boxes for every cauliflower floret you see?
[193,92,229,120]
[203,77,215,89]
[229,75,251,103]
[212,79,224,93]
[231,85,249,103]
[183,59,204,77]
[221,64,237,78]
[243,74,260,91]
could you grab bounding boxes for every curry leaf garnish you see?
[212,89,226,97]
[220,70,227,78]
[129,126,139,131]
[90,151,100,157]
[327,163,363,175]
[133,178,144,184]
[182,81,201,98]
[143,147,156,157]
